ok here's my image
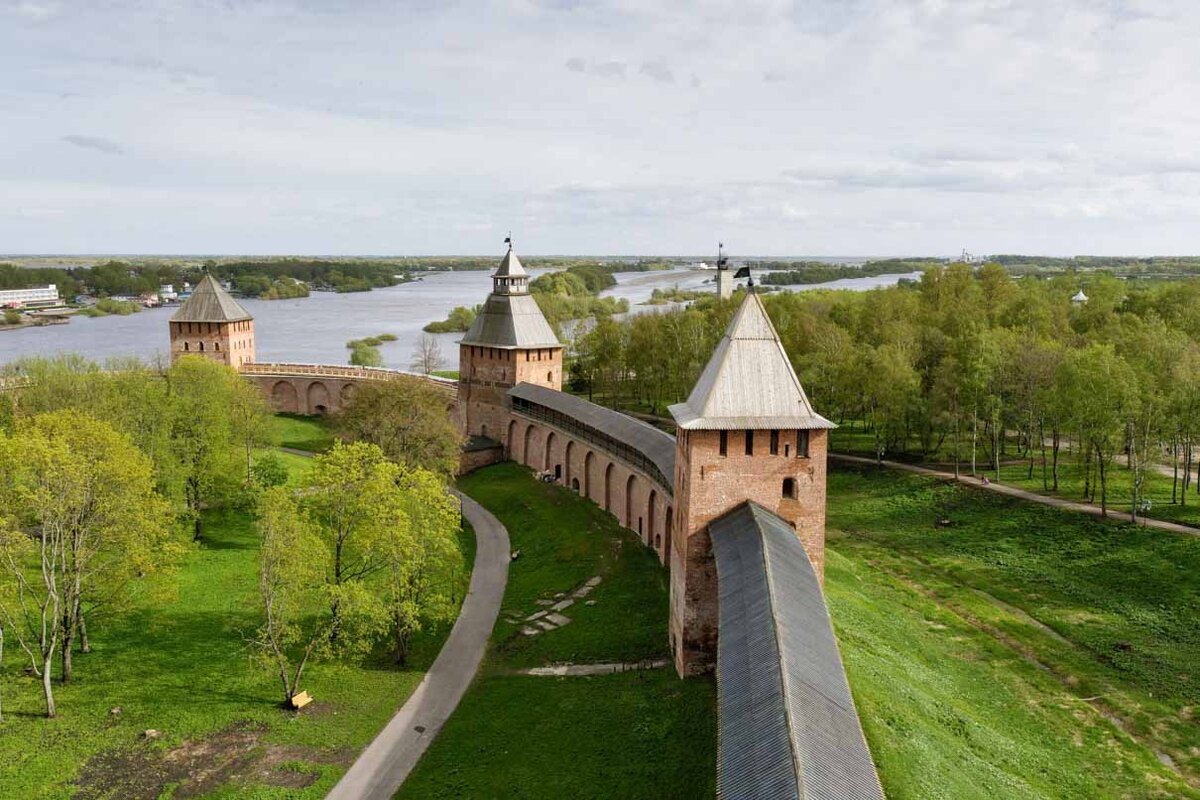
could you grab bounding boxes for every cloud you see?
[12,1,59,20]
[5,0,1200,255]
[61,135,124,155]
[639,61,674,83]
[565,58,626,78]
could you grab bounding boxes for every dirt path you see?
[831,453,1200,537]
[326,489,510,800]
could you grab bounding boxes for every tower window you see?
[183,342,189,351]
[199,341,205,352]
[745,430,754,456]
[547,371,553,383]
[769,430,779,455]
[783,478,796,498]
[719,430,727,456]
[797,430,810,458]
[215,341,220,351]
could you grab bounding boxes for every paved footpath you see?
[327,489,510,800]
[831,453,1200,537]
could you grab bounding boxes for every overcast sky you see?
[3,0,1199,256]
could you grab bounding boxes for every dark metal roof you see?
[711,502,883,800]
[170,274,252,323]
[507,383,676,490]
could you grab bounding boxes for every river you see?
[0,267,920,369]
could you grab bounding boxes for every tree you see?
[251,452,291,489]
[349,341,383,367]
[165,357,245,541]
[410,333,445,375]
[301,442,404,638]
[386,468,462,664]
[0,412,174,700]
[1061,345,1137,516]
[254,487,337,704]
[228,374,276,484]
[334,376,462,478]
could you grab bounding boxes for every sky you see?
[2,0,1200,257]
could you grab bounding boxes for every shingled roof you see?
[170,274,253,323]
[711,502,883,800]
[669,292,832,431]
[461,246,560,350]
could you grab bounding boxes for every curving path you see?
[831,453,1200,536]
[327,489,510,800]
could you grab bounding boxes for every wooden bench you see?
[290,691,313,710]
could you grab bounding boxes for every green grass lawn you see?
[397,462,716,799]
[830,425,1200,529]
[274,413,335,453]
[0,495,472,798]
[826,465,1200,798]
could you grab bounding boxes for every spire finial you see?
[504,232,513,251]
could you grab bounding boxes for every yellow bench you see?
[290,691,313,710]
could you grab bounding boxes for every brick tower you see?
[668,290,834,675]
[458,242,562,445]
[168,274,255,368]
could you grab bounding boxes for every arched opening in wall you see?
[523,425,536,467]
[546,371,553,383]
[665,506,673,564]
[340,383,356,408]
[565,440,576,487]
[507,420,518,458]
[183,342,189,351]
[783,477,797,498]
[604,463,614,512]
[544,431,557,473]
[271,381,299,414]
[199,341,205,352]
[215,341,220,351]
[584,451,595,499]
[625,474,637,529]
[481,424,489,438]
[307,381,331,416]
[648,489,657,548]
[571,478,580,492]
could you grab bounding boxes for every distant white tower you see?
[715,242,734,300]
[1072,288,1089,304]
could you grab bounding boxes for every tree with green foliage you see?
[301,442,402,639]
[1060,345,1138,516]
[349,340,383,367]
[0,410,173,714]
[250,452,291,489]
[165,357,246,541]
[253,487,338,705]
[386,468,462,664]
[334,376,461,478]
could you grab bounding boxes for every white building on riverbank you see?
[0,284,60,309]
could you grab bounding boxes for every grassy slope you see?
[274,413,336,453]
[0,429,471,799]
[397,463,716,799]
[830,425,1200,529]
[826,465,1200,799]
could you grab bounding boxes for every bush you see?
[251,452,291,488]
[2,308,21,325]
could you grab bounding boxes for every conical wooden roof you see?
[171,274,252,323]
[669,292,832,430]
